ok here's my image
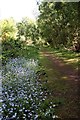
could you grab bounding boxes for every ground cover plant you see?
[1,57,59,120]
[0,38,59,119]
[2,38,39,65]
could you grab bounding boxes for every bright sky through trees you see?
[0,0,39,21]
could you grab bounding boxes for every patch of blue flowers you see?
[1,58,58,120]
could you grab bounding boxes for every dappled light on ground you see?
[39,50,79,118]
[64,58,78,64]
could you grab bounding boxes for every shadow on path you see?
[39,51,80,119]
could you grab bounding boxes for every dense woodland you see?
[0,2,80,52]
[38,2,80,51]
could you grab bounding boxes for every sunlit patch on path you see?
[39,51,79,118]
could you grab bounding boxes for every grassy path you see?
[39,49,80,118]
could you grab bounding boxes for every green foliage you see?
[0,17,40,65]
[0,18,17,41]
[2,38,23,64]
[19,45,39,59]
[38,2,79,48]
[2,36,39,65]
[17,17,39,44]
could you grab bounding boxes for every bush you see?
[2,38,23,64]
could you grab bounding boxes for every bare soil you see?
[40,51,80,119]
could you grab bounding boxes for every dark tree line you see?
[0,2,80,51]
[37,2,80,51]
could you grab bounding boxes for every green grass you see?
[2,40,39,65]
[38,47,79,118]
[39,53,65,100]
[42,47,79,69]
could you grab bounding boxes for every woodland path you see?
[40,50,80,119]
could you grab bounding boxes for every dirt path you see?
[40,51,80,119]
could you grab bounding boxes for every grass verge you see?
[42,47,79,69]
